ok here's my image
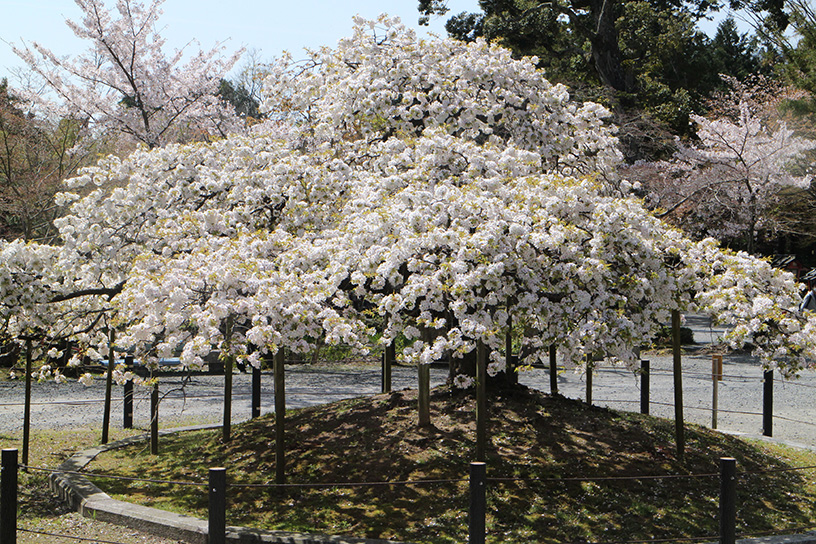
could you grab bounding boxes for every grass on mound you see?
[87,385,816,544]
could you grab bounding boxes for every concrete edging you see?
[48,425,411,544]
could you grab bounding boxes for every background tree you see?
[710,17,772,82]
[755,0,816,98]
[12,0,244,149]
[218,79,261,121]
[0,79,88,242]
[420,0,781,162]
[223,48,269,122]
[628,93,815,253]
[419,0,785,93]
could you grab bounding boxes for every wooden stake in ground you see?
[23,338,32,468]
[222,316,234,443]
[101,327,115,445]
[672,309,685,461]
[274,349,285,485]
[476,340,487,462]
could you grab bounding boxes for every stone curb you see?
[48,425,413,544]
[47,425,816,544]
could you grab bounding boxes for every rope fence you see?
[6,446,816,544]
[17,527,137,544]
[5,353,816,543]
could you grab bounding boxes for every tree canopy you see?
[3,16,815,385]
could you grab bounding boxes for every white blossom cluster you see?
[261,15,622,184]
[3,16,816,387]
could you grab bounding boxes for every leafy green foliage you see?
[217,79,261,120]
[420,1,781,161]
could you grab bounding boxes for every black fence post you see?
[1,448,18,544]
[720,457,737,544]
[252,365,261,419]
[640,360,650,415]
[208,467,227,544]
[469,462,486,544]
[763,369,773,437]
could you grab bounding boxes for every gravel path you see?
[2,315,816,448]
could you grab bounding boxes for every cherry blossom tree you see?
[11,0,244,149]
[627,93,815,253]
[3,15,816,391]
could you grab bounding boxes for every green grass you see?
[0,426,147,519]
[83,385,816,544]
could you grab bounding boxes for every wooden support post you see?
[418,363,431,427]
[672,309,685,461]
[123,355,134,429]
[712,354,722,430]
[150,382,159,455]
[102,328,115,445]
[274,350,286,485]
[382,342,394,394]
[549,345,558,395]
[123,379,133,429]
[640,359,650,415]
[763,369,773,437]
[505,315,517,384]
[251,365,261,419]
[476,341,487,462]
[222,317,234,443]
[22,339,31,469]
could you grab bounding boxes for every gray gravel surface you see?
[2,315,816,450]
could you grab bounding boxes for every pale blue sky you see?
[0,0,740,81]
[0,0,479,77]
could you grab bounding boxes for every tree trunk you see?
[589,0,631,92]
